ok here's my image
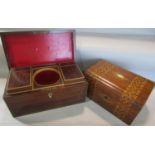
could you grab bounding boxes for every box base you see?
[4,63,88,117]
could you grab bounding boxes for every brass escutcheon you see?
[48,92,53,99]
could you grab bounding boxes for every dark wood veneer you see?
[3,63,88,117]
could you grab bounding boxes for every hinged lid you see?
[1,30,75,69]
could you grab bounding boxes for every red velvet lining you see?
[3,32,74,68]
[34,70,60,86]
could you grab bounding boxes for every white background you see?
[0,28,155,126]
[0,1,155,155]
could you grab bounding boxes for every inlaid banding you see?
[113,76,147,120]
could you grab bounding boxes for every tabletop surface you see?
[0,78,155,126]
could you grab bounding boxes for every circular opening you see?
[34,68,60,86]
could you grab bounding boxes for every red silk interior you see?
[3,32,74,68]
[34,70,60,86]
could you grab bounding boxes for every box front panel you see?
[85,73,123,119]
[4,82,87,117]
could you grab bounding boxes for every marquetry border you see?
[87,61,115,80]
[113,76,147,120]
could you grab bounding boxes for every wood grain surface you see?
[4,63,88,117]
[85,60,154,125]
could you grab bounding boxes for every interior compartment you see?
[34,68,60,86]
[6,68,32,94]
[60,64,84,81]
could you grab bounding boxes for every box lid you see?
[1,30,75,68]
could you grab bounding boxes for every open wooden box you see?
[1,30,88,117]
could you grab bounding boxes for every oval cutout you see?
[34,68,60,86]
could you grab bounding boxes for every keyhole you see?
[104,95,108,100]
[48,92,53,99]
